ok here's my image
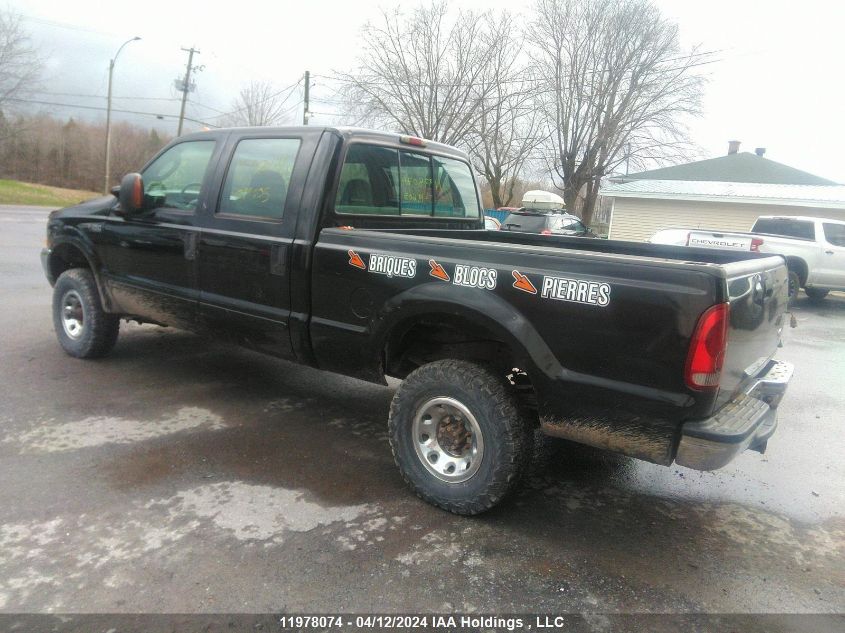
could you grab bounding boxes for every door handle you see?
[270,244,288,276]
[825,250,834,255]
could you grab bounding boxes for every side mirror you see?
[117,173,145,215]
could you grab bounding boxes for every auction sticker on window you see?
[541,275,611,306]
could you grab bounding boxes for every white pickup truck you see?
[650,216,845,301]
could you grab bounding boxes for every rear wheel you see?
[805,287,829,302]
[388,360,531,515]
[52,268,120,358]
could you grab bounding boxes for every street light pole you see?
[104,36,141,195]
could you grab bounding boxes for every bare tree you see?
[532,0,705,225]
[0,9,41,122]
[339,1,510,147]
[467,16,542,208]
[221,80,297,127]
[0,113,169,191]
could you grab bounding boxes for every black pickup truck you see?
[42,127,793,514]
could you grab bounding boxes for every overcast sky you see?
[8,0,845,183]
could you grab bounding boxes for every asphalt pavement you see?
[0,205,843,620]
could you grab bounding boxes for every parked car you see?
[501,208,596,237]
[484,215,501,230]
[42,127,792,514]
[650,216,845,301]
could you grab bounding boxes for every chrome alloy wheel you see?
[412,397,484,483]
[61,290,85,339]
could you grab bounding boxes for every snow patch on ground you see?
[4,406,226,453]
[0,481,376,610]
[395,529,465,565]
[158,481,371,544]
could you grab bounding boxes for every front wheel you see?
[52,268,120,358]
[805,287,829,302]
[388,360,531,515]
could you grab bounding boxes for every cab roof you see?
[180,126,470,161]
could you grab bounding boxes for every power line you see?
[216,77,303,120]
[187,99,229,115]
[19,14,118,38]
[28,90,181,102]
[27,90,229,117]
[5,97,219,128]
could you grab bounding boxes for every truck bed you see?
[310,227,788,465]
[389,227,779,266]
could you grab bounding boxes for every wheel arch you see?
[785,256,809,287]
[375,284,564,389]
[47,238,113,311]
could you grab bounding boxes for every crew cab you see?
[650,216,845,301]
[42,127,793,514]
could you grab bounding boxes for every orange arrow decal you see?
[512,270,537,294]
[429,259,450,281]
[348,250,366,270]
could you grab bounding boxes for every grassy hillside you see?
[0,180,102,208]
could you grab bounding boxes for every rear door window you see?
[557,217,587,234]
[823,223,845,246]
[218,138,301,219]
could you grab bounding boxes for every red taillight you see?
[541,229,552,235]
[750,237,763,252]
[685,303,730,391]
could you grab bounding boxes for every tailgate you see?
[688,231,754,251]
[716,256,789,409]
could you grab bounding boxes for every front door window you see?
[142,140,216,212]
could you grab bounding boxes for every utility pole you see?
[302,70,310,125]
[177,47,200,136]
[104,36,141,194]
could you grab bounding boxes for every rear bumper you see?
[675,360,793,470]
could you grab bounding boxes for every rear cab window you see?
[752,218,815,241]
[334,143,480,219]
